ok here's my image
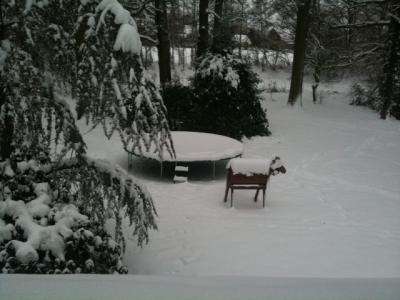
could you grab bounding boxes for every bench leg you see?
[254,188,260,202]
[263,188,266,207]
[230,188,234,207]
[224,185,229,203]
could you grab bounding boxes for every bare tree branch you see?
[331,20,390,29]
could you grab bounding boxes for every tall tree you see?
[330,0,400,119]
[379,3,400,119]
[236,0,248,58]
[287,0,312,105]
[197,0,209,57]
[155,0,172,86]
[211,0,224,50]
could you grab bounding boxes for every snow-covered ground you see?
[80,69,400,278]
[2,70,400,299]
[1,275,399,300]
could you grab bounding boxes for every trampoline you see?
[128,131,244,177]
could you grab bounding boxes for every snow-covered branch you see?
[351,0,392,8]
[140,34,157,45]
[331,20,390,29]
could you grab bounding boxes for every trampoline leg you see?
[212,161,216,178]
[128,153,132,169]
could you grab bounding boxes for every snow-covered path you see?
[81,73,400,278]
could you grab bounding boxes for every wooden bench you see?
[223,157,286,207]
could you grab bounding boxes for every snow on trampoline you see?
[130,131,244,162]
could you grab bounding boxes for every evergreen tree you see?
[192,52,270,140]
[0,0,173,273]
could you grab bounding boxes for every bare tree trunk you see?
[346,1,355,50]
[238,1,245,58]
[0,87,14,160]
[254,48,260,66]
[380,13,400,119]
[312,0,321,103]
[211,0,224,51]
[172,47,176,70]
[288,0,312,105]
[312,65,320,103]
[261,50,267,72]
[191,47,196,67]
[155,0,171,86]
[0,4,14,157]
[179,47,185,70]
[197,0,209,58]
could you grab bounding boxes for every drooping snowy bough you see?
[0,0,170,273]
[75,0,174,157]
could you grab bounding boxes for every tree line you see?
[124,0,399,119]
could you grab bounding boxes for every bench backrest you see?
[226,157,286,187]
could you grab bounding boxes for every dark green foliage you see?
[191,53,270,140]
[162,53,270,140]
[211,21,235,55]
[162,81,196,130]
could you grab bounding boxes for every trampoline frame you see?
[127,132,244,178]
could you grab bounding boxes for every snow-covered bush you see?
[350,83,381,111]
[191,52,270,140]
[0,0,170,273]
[0,159,132,274]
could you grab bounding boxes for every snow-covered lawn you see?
[81,71,400,278]
[1,71,400,300]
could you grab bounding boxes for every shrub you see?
[162,81,196,131]
[350,83,381,111]
[191,53,270,140]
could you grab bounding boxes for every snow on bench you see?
[224,157,286,207]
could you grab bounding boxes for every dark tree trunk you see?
[211,0,224,51]
[312,66,320,103]
[346,5,355,49]
[197,0,209,58]
[312,0,320,103]
[0,88,14,160]
[288,0,312,105]
[0,2,14,157]
[155,0,171,86]
[379,14,400,119]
